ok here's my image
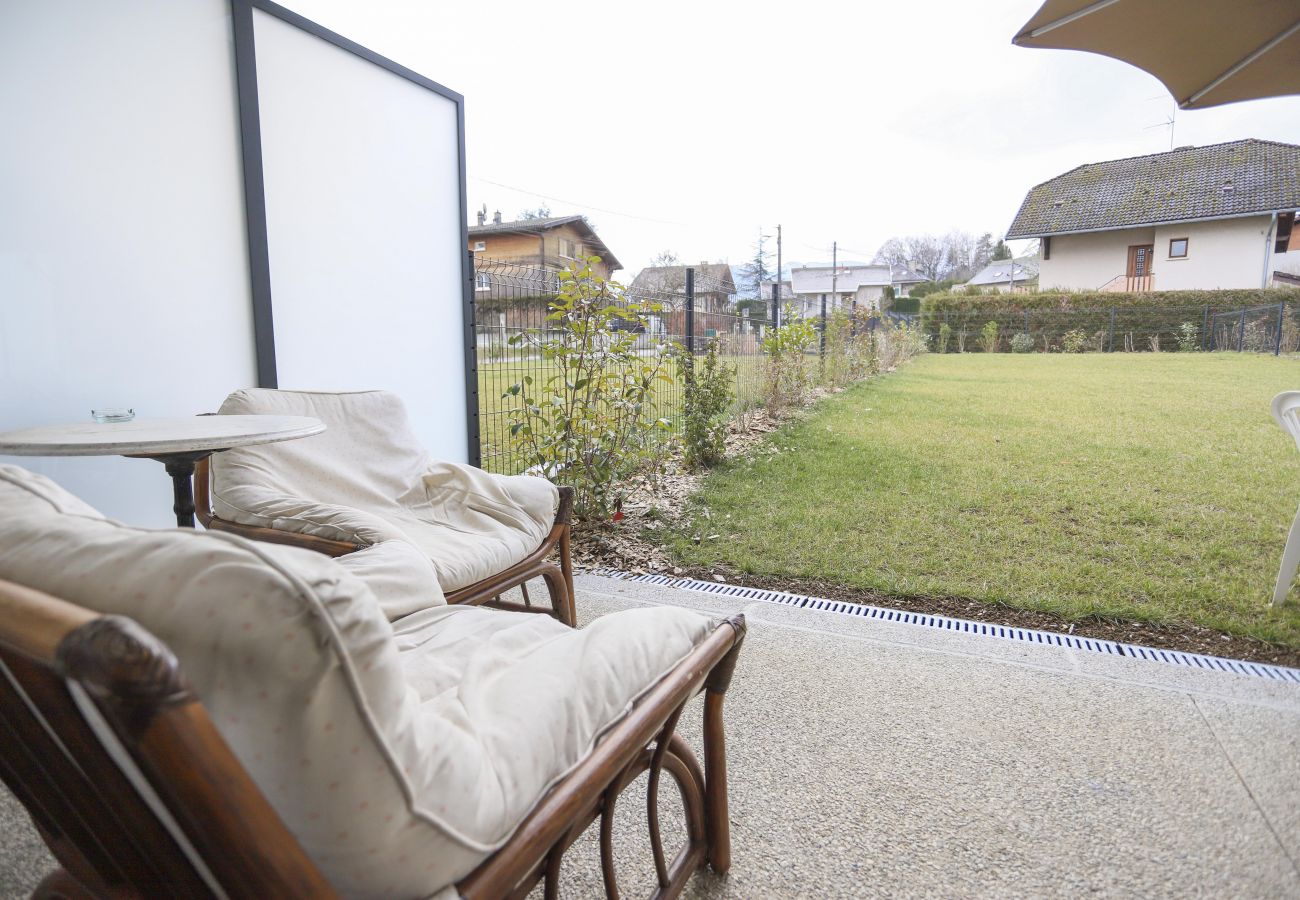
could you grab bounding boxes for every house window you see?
[1277,212,1295,254]
[1042,237,1051,260]
[472,240,486,252]
[475,272,491,292]
[1168,237,1188,259]
[559,238,579,259]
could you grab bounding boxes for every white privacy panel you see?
[253,8,469,463]
[0,0,257,526]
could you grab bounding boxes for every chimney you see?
[476,209,486,226]
[492,210,502,224]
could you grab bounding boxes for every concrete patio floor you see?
[3,572,1299,898]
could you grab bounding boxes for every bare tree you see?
[518,205,552,220]
[941,231,979,282]
[873,237,909,271]
[877,230,1009,282]
[634,250,686,296]
[904,235,947,281]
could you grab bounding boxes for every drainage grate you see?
[583,569,1300,685]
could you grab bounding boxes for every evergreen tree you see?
[737,231,774,299]
[973,232,994,271]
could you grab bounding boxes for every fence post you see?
[1238,308,1246,352]
[685,267,695,355]
[1277,300,1287,356]
[1201,305,1210,350]
[1107,307,1116,352]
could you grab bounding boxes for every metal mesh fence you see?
[473,257,771,474]
[924,301,1298,354]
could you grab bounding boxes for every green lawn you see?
[663,353,1300,648]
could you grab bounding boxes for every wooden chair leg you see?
[701,630,744,875]
[559,525,575,623]
[541,566,574,628]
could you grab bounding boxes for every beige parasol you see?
[1013,0,1300,109]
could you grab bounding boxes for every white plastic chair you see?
[1271,391,1300,605]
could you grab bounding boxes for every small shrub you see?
[979,320,999,353]
[1148,333,1162,352]
[762,308,818,414]
[822,310,855,388]
[956,329,968,353]
[503,257,674,521]
[1242,319,1270,353]
[1062,329,1089,353]
[937,322,951,354]
[1284,315,1300,354]
[1010,332,1034,353]
[1176,322,1200,352]
[882,321,929,366]
[679,337,735,469]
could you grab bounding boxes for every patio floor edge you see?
[580,568,1300,685]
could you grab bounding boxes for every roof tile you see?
[1007,139,1300,238]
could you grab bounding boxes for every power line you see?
[470,176,688,226]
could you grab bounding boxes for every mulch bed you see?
[569,387,1300,672]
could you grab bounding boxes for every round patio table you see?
[0,415,324,528]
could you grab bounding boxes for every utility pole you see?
[822,241,835,356]
[772,223,783,329]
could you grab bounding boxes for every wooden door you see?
[1126,244,1154,291]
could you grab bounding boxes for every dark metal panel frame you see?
[228,0,481,465]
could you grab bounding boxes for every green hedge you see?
[923,287,1299,315]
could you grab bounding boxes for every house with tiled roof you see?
[469,211,621,282]
[629,262,736,313]
[963,257,1039,293]
[1006,139,1299,292]
[788,264,925,318]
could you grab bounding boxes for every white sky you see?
[288,0,1300,278]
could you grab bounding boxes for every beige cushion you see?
[0,464,714,898]
[211,389,558,594]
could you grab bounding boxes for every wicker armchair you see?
[0,464,746,899]
[194,389,575,625]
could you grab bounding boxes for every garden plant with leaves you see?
[761,307,818,414]
[502,258,674,522]
[678,337,735,469]
[979,320,999,353]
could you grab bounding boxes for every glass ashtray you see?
[91,408,135,423]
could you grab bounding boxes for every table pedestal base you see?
[131,451,222,528]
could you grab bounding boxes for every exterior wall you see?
[469,223,616,279]
[855,285,884,309]
[471,230,543,266]
[793,291,870,316]
[1276,248,1300,278]
[1038,217,1276,291]
[1152,216,1271,290]
[1037,227,1154,290]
